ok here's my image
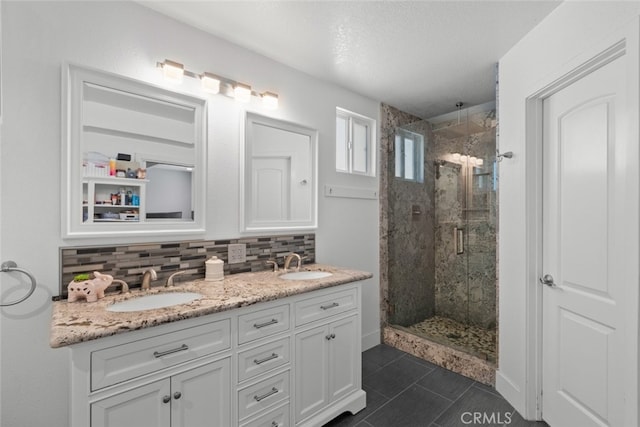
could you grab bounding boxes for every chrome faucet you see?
[141,268,157,290]
[166,270,187,287]
[283,253,302,272]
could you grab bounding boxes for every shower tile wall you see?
[380,103,436,327]
[433,110,497,330]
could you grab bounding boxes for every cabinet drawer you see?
[294,288,357,326]
[238,304,290,345]
[238,370,290,421]
[240,402,290,427]
[91,319,230,391]
[238,337,290,383]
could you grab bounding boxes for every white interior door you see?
[541,54,628,427]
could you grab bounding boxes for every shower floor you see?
[404,316,496,363]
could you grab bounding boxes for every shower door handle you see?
[454,227,464,255]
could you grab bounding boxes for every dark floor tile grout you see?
[414,381,456,403]
[412,381,471,427]
[359,369,438,425]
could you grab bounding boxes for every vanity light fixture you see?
[201,72,221,94]
[157,59,279,109]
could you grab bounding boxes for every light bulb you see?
[161,59,184,84]
[234,83,252,103]
[460,155,468,162]
[261,92,279,110]
[470,156,477,165]
[201,72,220,94]
[476,158,484,166]
[452,153,461,161]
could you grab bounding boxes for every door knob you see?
[539,274,556,287]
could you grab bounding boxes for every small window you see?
[395,129,424,182]
[336,108,376,176]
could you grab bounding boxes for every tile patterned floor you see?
[323,344,548,427]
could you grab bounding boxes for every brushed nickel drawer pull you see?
[254,387,278,402]
[254,353,278,365]
[320,302,339,310]
[153,344,188,358]
[253,319,278,329]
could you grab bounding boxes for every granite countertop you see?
[50,264,372,348]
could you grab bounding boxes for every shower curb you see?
[383,326,496,386]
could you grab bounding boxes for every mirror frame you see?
[61,63,207,238]
[241,112,318,232]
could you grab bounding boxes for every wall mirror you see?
[242,113,318,232]
[62,64,207,238]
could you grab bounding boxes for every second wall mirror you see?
[242,113,318,232]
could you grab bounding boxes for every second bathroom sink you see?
[279,271,333,280]
[107,292,203,312]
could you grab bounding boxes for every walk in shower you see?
[380,101,498,377]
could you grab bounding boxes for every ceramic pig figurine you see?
[67,271,114,303]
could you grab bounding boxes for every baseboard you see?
[361,328,380,351]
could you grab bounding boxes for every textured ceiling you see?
[140,0,561,119]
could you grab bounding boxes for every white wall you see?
[0,2,380,426]
[498,1,640,420]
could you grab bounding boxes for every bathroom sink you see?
[107,292,203,312]
[279,271,333,280]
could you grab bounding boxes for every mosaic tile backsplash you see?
[58,234,315,299]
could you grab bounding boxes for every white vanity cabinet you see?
[91,358,231,427]
[68,282,365,427]
[293,289,363,426]
[70,316,232,427]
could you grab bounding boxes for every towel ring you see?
[1,261,37,306]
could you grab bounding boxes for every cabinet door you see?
[171,358,231,427]
[328,315,359,402]
[294,325,329,422]
[91,380,170,427]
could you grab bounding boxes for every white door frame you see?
[521,23,639,423]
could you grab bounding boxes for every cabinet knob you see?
[162,395,171,404]
[173,391,182,400]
